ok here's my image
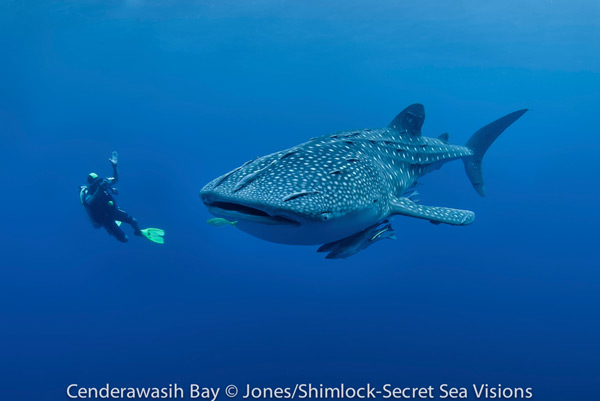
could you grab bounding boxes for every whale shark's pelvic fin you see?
[391,197,475,226]
[463,109,528,197]
[317,220,396,259]
[389,103,425,136]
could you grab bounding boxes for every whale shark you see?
[200,104,526,258]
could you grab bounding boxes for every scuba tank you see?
[80,186,102,228]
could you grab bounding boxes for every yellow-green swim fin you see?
[140,228,165,244]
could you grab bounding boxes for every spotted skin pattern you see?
[200,104,526,258]
[203,131,470,217]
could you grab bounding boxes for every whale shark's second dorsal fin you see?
[438,133,450,143]
[389,103,425,136]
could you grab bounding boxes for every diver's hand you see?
[109,151,118,166]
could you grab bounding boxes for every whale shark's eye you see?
[321,212,332,221]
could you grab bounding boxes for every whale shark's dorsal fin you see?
[389,103,425,136]
[438,133,450,143]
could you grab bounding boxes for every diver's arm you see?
[85,182,105,205]
[108,151,119,184]
[107,164,119,185]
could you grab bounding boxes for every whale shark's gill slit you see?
[329,169,342,175]
[283,191,319,202]
[345,158,359,162]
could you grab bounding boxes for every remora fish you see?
[200,104,526,258]
[207,217,237,227]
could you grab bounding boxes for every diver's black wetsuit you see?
[84,181,140,242]
[83,160,141,242]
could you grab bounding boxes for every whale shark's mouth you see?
[204,199,300,226]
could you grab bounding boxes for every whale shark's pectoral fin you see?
[317,221,396,259]
[390,197,475,226]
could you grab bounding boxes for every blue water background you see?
[1,1,599,400]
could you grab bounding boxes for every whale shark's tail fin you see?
[463,109,527,197]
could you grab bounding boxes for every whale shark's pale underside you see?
[200,104,527,258]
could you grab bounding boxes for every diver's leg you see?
[103,220,128,242]
[113,208,141,235]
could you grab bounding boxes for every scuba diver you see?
[80,151,164,244]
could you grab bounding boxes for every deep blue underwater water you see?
[1,1,599,400]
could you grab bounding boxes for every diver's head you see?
[87,172,100,184]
